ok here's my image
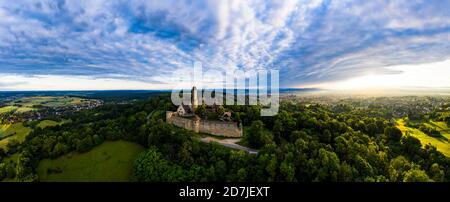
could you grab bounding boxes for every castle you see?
[175,86,198,117]
[166,86,243,138]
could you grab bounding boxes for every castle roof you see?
[179,103,192,113]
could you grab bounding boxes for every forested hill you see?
[1,94,450,182]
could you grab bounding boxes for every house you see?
[219,111,232,121]
[177,104,193,116]
[223,111,232,118]
[176,86,198,117]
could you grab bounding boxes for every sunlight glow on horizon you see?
[1,59,450,91]
[312,59,450,91]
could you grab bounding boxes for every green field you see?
[36,120,70,129]
[3,152,20,164]
[0,106,18,114]
[396,119,450,157]
[1,96,88,114]
[424,121,450,136]
[15,107,37,113]
[37,141,144,182]
[0,123,32,150]
[10,96,85,108]
[36,120,60,128]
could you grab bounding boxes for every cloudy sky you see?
[1,0,450,90]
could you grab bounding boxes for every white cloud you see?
[0,0,450,90]
[0,74,168,91]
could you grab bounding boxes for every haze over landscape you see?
[1,0,450,91]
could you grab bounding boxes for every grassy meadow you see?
[37,141,144,182]
[0,123,32,151]
[396,119,450,157]
[1,119,69,150]
[36,120,60,129]
[0,106,18,114]
[36,120,71,129]
[9,96,85,108]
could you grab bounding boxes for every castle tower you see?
[191,86,198,111]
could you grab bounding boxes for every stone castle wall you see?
[166,112,242,137]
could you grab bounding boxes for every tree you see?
[244,120,273,148]
[76,136,93,152]
[52,143,69,157]
[236,168,248,182]
[314,148,340,182]
[403,169,432,182]
[401,135,422,156]
[354,155,374,177]
[338,162,355,182]
[272,120,283,143]
[0,148,5,160]
[366,123,378,136]
[205,166,217,181]
[429,163,444,182]
[133,111,148,127]
[265,155,278,182]
[273,111,296,141]
[387,155,432,182]
[186,164,207,182]
[388,156,411,182]
[195,103,207,117]
[178,142,194,166]
[216,105,225,117]
[5,163,15,179]
[280,161,296,182]
[92,134,104,146]
[133,147,184,182]
[16,152,34,181]
[147,120,174,147]
[384,126,403,142]
[0,163,6,181]
[320,129,332,143]
[6,139,20,153]
[214,160,227,181]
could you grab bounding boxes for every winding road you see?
[200,137,258,154]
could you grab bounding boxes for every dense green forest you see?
[1,94,450,182]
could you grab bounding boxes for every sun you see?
[317,59,450,91]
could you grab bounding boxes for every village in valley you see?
[0,95,103,152]
[0,96,103,124]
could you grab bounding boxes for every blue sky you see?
[1,0,450,90]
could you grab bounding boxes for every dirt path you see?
[200,137,258,154]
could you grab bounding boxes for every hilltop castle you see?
[167,86,243,138]
[176,86,198,117]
